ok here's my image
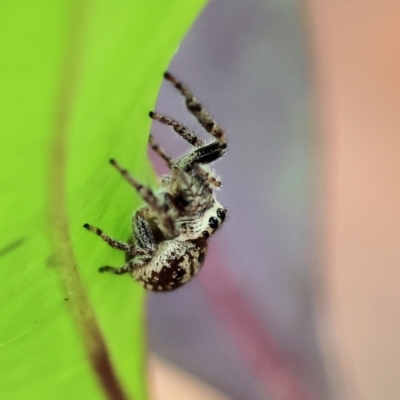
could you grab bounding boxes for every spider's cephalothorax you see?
[84,72,227,291]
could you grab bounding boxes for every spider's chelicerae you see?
[84,72,227,291]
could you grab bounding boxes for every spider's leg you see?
[99,259,145,275]
[83,223,131,252]
[132,206,157,251]
[164,72,227,145]
[149,112,204,147]
[99,266,129,274]
[148,134,173,168]
[110,159,177,237]
[89,208,159,275]
[163,72,227,172]
[110,158,160,209]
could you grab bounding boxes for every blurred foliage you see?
[0,0,205,399]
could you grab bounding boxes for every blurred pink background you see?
[308,2,400,400]
[148,1,400,399]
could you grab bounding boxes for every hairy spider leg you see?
[164,71,227,145]
[109,158,177,237]
[99,259,144,275]
[84,209,158,275]
[161,72,227,181]
[149,111,204,147]
[133,206,157,251]
[83,222,150,254]
[150,74,225,187]
[148,134,173,168]
[83,223,131,252]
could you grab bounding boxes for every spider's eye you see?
[202,230,210,238]
[216,208,226,221]
[208,217,219,230]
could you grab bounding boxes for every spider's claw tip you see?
[83,223,89,229]
[109,158,116,165]
[164,71,177,83]
[149,111,154,118]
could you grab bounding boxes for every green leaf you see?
[0,1,205,399]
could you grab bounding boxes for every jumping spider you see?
[84,72,227,291]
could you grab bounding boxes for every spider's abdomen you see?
[131,239,207,292]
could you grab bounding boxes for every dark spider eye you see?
[202,230,210,238]
[208,217,219,230]
[217,208,226,221]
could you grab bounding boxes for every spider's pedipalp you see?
[194,165,222,188]
[174,139,227,175]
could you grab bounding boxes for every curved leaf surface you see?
[0,1,205,399]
